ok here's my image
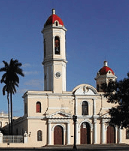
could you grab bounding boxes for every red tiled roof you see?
[99,66,114,75]
[44,14,64,27]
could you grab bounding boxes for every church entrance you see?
[54,125,63,145]
[80,122,91,144]
[107,125,115,143]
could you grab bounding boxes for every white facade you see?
[0,9,129,148]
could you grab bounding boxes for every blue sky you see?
[0,0,129,116]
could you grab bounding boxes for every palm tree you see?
[0,59,24,135]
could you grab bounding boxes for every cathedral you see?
[1,9,129,147]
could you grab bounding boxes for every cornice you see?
[43,58,67,65]
[42,25,67,34]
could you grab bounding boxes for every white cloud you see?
[0,62,4,67]
[24,71,40,75]
[24,79,42,88]
[22,63,31,68]
[22,63,40,68]
[17,89,28,94]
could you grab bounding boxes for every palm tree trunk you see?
[10,93,13,135]
[7,93,11,135]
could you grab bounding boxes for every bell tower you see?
[42,9,67,93]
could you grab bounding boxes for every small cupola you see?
[44,9,64,27]
[95,61,117,92]
[99,61,114,75]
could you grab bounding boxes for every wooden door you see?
[80,122,90,144]
[54,125,63,145]
[107,125,115,143]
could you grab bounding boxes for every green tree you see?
[102,73,129,128]
[0,59,24,134]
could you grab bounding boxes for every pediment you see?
[48,111,71,119]
[72,84,98,95]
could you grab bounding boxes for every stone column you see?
[101,119,105,144]
[115,126,118,144]
[67,122,70,144]
[0,131,3,143]
[93,99,96,115]
[75,96,77,115]
[118,127,122,144]
[93,119,97,144]
[48,121,51,145]
[24,131,28,143]
[76,120,78,144]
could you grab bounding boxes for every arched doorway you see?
[107,125,115,143]
[54,125,63,145]
[80,122,91,144]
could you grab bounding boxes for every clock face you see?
[55,72,61,78]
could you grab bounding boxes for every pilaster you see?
[0,131,3,143]
[118,127,122,144]
[48,120,51,145]
[67,123,70,144]
[93,119,97,144]
[101,119,106,144]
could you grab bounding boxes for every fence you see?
[0,131,28,144]
[3,135,24,143]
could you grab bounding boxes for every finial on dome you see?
[104,61,108,66]
[52,9,55,14]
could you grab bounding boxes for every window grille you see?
[3,135,24,143]
[82,101,88,115]
[37,130,42,141]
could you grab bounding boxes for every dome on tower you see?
[44,9,64,27]
[95,61,116,92]
[99,61,114,75]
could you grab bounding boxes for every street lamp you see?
[73,115,77,150]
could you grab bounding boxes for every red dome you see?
[44,10,64,27]
[99,66,114,75]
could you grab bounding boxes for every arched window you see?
[82,101,88,115]
[55,36,60,55]
[24,103,27,114]
[36,102,41,113]
[56,21,58,26]
[22,128,24,135]
[44,39,46,58]
[0,122,2,128]
[126,128,129,139]
[16,128,18,135]
[37,130,42,141]
[97,84,99,92]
